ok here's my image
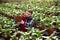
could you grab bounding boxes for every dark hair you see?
[27,9,33,14]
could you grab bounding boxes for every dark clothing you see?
[26,17,34,27]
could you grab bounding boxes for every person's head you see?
[24,9,33,17]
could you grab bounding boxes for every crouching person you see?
[14,9,34,32]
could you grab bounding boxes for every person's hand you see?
[20,20,24,24]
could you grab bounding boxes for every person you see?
[14,9,34,32]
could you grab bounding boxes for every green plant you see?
[0,0,60,40]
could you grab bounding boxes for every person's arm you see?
[26,18,34,27]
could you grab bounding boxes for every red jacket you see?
[19,15,27,32]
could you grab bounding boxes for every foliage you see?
[0,0,60,40]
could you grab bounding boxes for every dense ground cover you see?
[0,0,60,40]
